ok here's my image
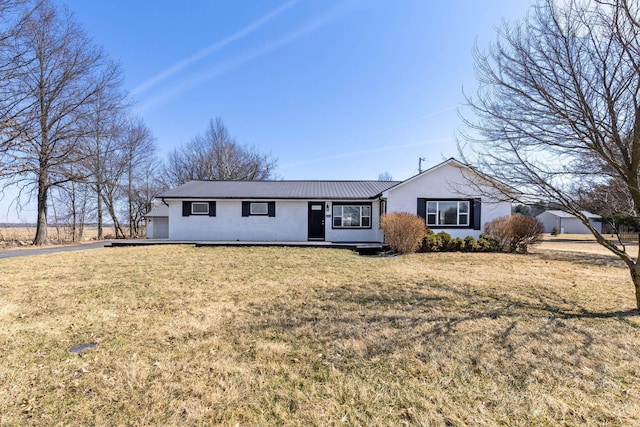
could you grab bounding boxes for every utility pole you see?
[418,157,426,173]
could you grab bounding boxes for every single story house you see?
[536,210,602,234]
[147,158,512,242]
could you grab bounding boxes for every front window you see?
[427,201,470,226]
[250,202,268,215]
[191,202,209,215]
[333,204,371,228]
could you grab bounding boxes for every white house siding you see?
[325,201,384,243]
[383,162,512,239]
[167,199,384,242]
[169,200,304,241]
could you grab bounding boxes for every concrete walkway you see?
[109,239,385,254]
[0,239,386,258]
[0,241,110,259]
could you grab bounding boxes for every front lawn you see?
[1,246,638,425]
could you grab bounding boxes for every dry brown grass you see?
[538,233,640,257]
[1,246,639,426]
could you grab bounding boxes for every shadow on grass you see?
[532,249,627,268]
[243,276,640,373]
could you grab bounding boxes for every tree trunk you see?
[96,183,103,240]
[128,158,134,239]
[33,173,49,245]
[109,204,125,239]
[632,266,640,311]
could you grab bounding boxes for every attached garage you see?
[145,205,169,239]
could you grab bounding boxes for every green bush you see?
[436,231,452,251]
[449,237,465,251]
[463,236,479,251]
[421,231,496,252]
[380,212,426,254]
[477,233,499,252]
[420,229,440,252]
[551,226,559,236]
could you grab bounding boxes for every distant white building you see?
[536,210,602,234]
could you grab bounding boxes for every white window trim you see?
[426,200,470,227]
[250,202,269,215]
[332,204,372,229]
[191,202,209,215]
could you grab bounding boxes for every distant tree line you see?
[0,1,276,245]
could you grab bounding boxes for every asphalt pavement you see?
[0,241,110,259]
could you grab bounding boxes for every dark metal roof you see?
[159,180,402,200]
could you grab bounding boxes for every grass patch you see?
[1,246,639,425]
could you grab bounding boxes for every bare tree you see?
[0,1,35,170]
[50,177,91,242]
[1,1,123,245]
[128,154,164,238]
[80,115,158,239]
[378,171,393,181]
[164,117,277,186]
[120,117,159,238]
[79,79,126,240]
[461,0,640,308]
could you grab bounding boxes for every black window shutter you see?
[242,201,250,217]
[208,201,216,217]
[268,201,276,217]
[182,201,191,216]
[473,198,482,230]
[416,198,426,219]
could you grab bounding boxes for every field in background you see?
[1,245,639,425]
[0,225,130,247]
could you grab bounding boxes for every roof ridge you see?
[185,179,403,183]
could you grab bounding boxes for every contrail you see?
[134,1,356,113]
[282,137,453,169]
[131,0,299,96]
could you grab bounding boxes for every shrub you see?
[422,231,496,252]
[421,230,499,253]
[477,233,499,252]
[485,214,544,253]
[436,231,452,251]
[551,226,559,236]
[463,236,478,251]
[449,237,465,251]
[420,229,440,252]
[380,212,426,254]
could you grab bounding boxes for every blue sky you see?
[3,0,535,222]
[64,0,534,178]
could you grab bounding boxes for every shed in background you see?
[536,210,601,234]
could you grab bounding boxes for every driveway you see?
[536,234,637,256]
[0,241,110,259]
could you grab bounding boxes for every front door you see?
[308,202,325,240]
